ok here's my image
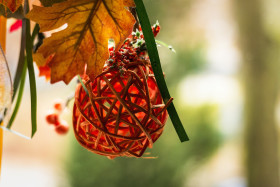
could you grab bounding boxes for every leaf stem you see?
[31,24,39,42]
[155,39,176,53]
[7,58,27,129]
[78,75,89,96]
[12,19,26,100]
[7,23,40,130]
[134,0,189,142]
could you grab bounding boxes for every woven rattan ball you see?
[73,62,168,158]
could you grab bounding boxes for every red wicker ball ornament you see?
[73,62,169,158]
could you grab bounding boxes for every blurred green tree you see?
[233,0,280,186]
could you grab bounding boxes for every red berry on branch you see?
[55,120,69,135]
[45,99,70,135]
[46,111,60,126]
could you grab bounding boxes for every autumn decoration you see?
[0,0,188,162]
[73,26,170,158]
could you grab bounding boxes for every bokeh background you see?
[1,0,280,186]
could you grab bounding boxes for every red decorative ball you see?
[73,63,168,158]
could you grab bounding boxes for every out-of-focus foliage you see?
[65,105,221,187]
[143,0,193,24]
[233,0,280,186]
[165,46,206,87]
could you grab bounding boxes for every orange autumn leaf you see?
[38,54,54,80]
[0,0,22,12]
[38,65,51,80]
[26,0,135,84]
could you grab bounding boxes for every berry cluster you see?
[46,100,69,135]
[105,21,160,72]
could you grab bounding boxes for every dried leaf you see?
[0,4,24,19]
[0,0,22,13]
[39,0,65,7]
[37,53,54,80]
[27,0,135,84]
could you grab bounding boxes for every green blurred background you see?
[2,0,280,186]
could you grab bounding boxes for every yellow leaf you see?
[27,0,135,84]
[0,0,22,13]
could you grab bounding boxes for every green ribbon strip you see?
[134,0,189,142]
[25,0,37,137]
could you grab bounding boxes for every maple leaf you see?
[0,0,22,13]
[26,0,135,84]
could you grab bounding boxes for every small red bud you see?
[54,103,63,112]
[53,99,64,112]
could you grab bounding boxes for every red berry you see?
[108,47,114,52]
[46,111,59,126]
[54,103,63,112]
[55,120,69,135]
